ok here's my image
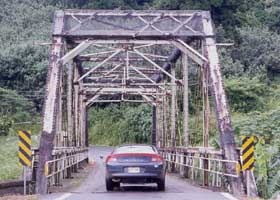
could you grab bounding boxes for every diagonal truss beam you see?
[171,39,208,66]
[132,49,181,84]
[129,65,165,91]
[77,49,123,82]
[59,40,94,65]
[138,92,157,106]
[86,94,100,107]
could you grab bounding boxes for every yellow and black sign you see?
[241,135,254,171]
[18,130,32,167]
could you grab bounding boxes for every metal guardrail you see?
[44,150,88,178]
[162,152,239,178]
[159,147,241,189]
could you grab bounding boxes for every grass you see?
[0,135,39,181]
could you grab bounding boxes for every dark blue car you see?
[105,144,166,191]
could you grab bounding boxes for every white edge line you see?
[220,192,240,200]
[54,193,72,200]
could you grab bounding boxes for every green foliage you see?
[0,87,37,121]
[232,27,280,80]
[224,78,270,113]
[0,116,13,136]
[0,0,57,110]
[232,104,280,198]
[89,104,152,146]
[0,135,39,180]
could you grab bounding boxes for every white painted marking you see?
[220,192,239,200]
[54,193,72,200]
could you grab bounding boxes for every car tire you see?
[157,178,165,191]
[106,178,114,191]
[113,181,120,188]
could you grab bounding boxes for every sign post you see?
[18,130,32,195]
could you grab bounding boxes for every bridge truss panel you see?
[36,9,243,195]
[59,10,210,39]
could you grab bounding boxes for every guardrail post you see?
[179,151,188,178]
[191,153,195,181]
[66,153,72,178]
[203,153,209,186]
[183,152,189,178]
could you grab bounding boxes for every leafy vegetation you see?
[0,135,39,180]
[0,0,279,198]
[89,104,152,146]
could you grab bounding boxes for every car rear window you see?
[114,145,156,154]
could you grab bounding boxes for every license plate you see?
[127,167,140,173]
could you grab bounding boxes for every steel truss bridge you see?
[33,10,248,196]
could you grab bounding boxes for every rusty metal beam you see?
[36,10,64,195]
[202,11,242,195]
[60,40,93,65]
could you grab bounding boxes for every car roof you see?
[114,144,157,154]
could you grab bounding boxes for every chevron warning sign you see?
[18,130,32,167]
[241,135,254,171]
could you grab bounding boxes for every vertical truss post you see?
[202,66,210,149]
[85,108,89,147]
[73,63,80,147]
[151,105,157,146]
[170,65,177,172]
[182,54,190,177]
[79,89,86,147]
[171,65,176,148]
[202,65,210,186]
[56,63,63,147]
[182,54,189,147]
[36,11,64,194]
[162,86,167,148]
[202,12,242,195]
[67,61,74,146]
[156,95,162,148]
[79,88,84,147]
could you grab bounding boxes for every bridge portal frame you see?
[36,10,242,195]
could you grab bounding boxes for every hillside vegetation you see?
[0,0,279,198]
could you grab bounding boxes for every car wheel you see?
[157,178,165,191]
[106,178,114,191]
[113,181,120,188]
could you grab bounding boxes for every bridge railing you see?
[45,149,88,177]
[159,147,240,189]
[31,147,88,191]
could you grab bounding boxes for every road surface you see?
[40,146,237,200]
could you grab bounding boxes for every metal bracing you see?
[77,49,123,82]
[171,39,208,66]
[60,40,94,65]
[62,10,207,39]
[37,9,243,196]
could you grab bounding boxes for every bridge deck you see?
[40,146,235,200]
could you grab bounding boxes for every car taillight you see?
[106,156,117,163]
[151,155,163,162]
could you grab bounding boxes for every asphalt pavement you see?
[40,146,237,200]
